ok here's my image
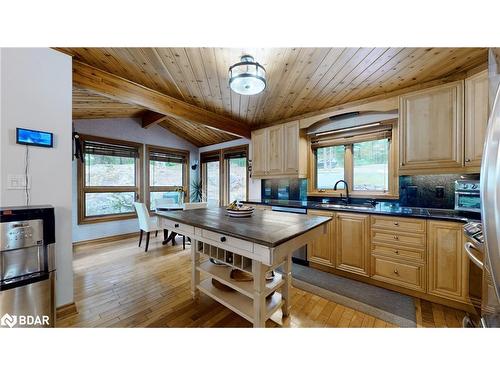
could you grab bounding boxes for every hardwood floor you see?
[58,235,466,328]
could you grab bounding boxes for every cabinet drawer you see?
[371,229,426,249]
[371,255,425,291]
[201,229,254,253]
[371,215,426,233]
[371,243,424,262]
[161,218,194,235]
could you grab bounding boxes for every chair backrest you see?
[134,202,153,231]
[183,202,208,210]
[155,198,175,208]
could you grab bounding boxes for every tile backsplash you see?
[260,173,480,209]
[399,173,479,209]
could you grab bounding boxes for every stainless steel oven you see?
[455,180,481,213]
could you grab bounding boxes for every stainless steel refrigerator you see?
[480,49,500,327]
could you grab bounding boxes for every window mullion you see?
[344,144,353,192]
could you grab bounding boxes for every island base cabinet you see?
[427,220,468,303]
[307,210,335,267]
[335,212,370,277]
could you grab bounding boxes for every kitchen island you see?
[156,207,331,327]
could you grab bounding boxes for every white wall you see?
[0,48,73,307]
[72,117,199,242]
[198,138,261,200]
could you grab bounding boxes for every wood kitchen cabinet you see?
[335,212,370,277]
[427,220,468,303]
[399,81,464,174]
[465,70,489,168]
[251,120,307,179]
[251,128,267,176]
[307,210,335,267]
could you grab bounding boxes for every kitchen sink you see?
[318,203,376,211]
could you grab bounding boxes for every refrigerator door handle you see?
[464,242,484,269]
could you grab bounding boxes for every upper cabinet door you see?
[283,121,299,174]
[251,128,268,177]
[267,125,284,174]
[399,81,464,173]
[465,70,489,168]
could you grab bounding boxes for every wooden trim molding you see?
[56,302,78,320]
[73,232,138,248]
[72,61,251,138]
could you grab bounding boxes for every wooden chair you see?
[180,202,208,249]
[133,202,161,252]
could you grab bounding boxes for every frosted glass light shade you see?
[229,55,266,96]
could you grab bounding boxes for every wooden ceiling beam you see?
[72,61,250,138]
[141,111,169,128]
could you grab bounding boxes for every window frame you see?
[77,134,144,224]
[145,144,190,211]
[308,120,399,199]
[200,145,249,206]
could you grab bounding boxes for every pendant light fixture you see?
[228,55,266,95]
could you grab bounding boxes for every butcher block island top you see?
[155,207,330,247]
[155,207,331,327]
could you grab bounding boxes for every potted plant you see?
[190,180,204,202]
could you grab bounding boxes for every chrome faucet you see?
[333,179,350,204]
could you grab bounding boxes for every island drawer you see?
[371,229,426,249]
[371,243,425,262]
[201,229,254,253]
[371,216,426,233]
[161,218,194,235]
[371,255,425,292]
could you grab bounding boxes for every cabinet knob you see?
[393,222,399,226]
[174,223,179,228]
[220,236,227,242]
[394,269,399,275]
[395,250,399,255]
[465,158,471,163]
[394,235,399,240]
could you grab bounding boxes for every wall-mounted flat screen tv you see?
[16,127,53,148]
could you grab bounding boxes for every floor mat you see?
[288,263,416,327]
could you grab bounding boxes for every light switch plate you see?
[7,174,31,190]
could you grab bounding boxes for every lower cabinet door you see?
[427,220,468,302]
[307,210,335,266]
[335,212,370,277]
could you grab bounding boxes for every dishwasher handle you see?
[464,242,484,269]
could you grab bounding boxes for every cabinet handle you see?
[394,235,399,240]
[393,222,399,226]
[394,268,399,275]
[220,236,227,242]
[174,223,179,228]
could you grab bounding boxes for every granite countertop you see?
[156,207,331,247]
[243,199,480,223]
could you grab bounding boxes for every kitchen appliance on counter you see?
[271,206,309,265]
[454,180,481,212]
[478,49,500,327]
[0,206,56,328]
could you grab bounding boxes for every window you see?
[310,121,397,198]
[201,151,220,206]
[78,135,142,224]
[146,145,189,210]
[200,145,248,206]
[225,150,248,203]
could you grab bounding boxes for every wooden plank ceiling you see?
[64,47,487,145]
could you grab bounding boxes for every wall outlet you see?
[7,174,31,190]
[435,186,444,198]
